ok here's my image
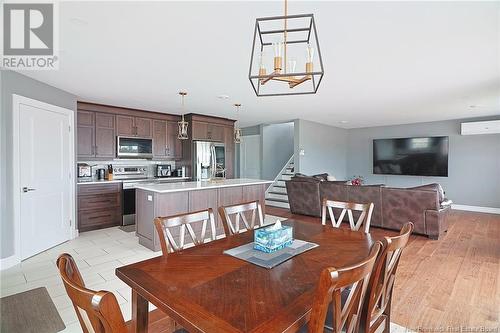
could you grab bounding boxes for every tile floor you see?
[0,214,412,333]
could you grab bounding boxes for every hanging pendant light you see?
[233,103,242,144]
[177,92,189,140]
[248,0,324,96]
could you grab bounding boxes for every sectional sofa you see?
[285,175,451,239]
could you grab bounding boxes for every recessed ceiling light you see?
[217,95,229,100]
[69,18,88,26]
[339,120,349,124]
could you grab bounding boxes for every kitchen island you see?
[135,178,273,251]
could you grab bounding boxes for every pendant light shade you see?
[234,103,242,144]
[177,92,189,140]
[248,0,324,96]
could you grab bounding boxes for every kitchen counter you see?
[134,178,273,193]
[135,178,273,251]
[77,177,191,185]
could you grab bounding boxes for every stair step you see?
[281,175,292,181]
[265,199,290,209]
[273,185,286,188]
[265,197,289,203]
[272,186,287,193]
[268,191,287,195]
[266,192,289,201]
[282,173,294,176]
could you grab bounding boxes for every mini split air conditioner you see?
[461,120,500,135]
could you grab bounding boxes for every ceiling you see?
[19,1,500,128]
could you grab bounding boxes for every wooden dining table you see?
[116,219,374,333]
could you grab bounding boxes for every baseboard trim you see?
[0,255,20,271]
[452,204,500,214]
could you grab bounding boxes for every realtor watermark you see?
[1,1,59,70]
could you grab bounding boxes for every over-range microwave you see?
[117,136,153,159]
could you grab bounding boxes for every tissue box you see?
[254,225,293,253]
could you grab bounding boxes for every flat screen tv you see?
[373,136,449,177]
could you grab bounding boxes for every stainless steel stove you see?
[114,165,149,225]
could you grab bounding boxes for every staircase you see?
[265,156,294,209]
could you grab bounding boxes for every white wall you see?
[346,117,500,208]
[294,119,348,180]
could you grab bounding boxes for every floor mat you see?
[1,287,66,333]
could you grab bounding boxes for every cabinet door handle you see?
[89,213,112,220]
[22,187,36,193]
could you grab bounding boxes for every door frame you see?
[12,94,76,263]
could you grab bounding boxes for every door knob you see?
[22,187,36,193]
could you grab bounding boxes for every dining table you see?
[115,219,375,333]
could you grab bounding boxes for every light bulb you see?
[273,42,283,57]
[288,59,297,73]
[306,44,315,63]
[258,51,265,69]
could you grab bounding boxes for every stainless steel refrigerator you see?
[192,141,226,181]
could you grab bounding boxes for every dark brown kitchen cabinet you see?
[77,183,121,232]
[77,111,95,158]
[191,121,225,142]
[135,117,152,137]
[116,115,152,138]
[116,115,135,136]
[192,121,208,141]
[167,121,183,159]
[94,113,115,158]
[153,120,167,158]
[153,120,183,160]
[77,111,115,160]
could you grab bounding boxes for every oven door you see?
[117,136,153,159]
[122,187,136,226]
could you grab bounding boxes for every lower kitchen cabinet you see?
[77,183,122,232]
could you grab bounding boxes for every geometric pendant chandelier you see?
[248,0,324,96]
[177,91,189,140]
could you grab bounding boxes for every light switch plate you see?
[147,195,153,201]
[299,149,305,156]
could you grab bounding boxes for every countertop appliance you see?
[114,165,149,226]
[77,163,92,180]
[117,136,153,159]
[193,141,226,181]
[156,164,171,178]
[96,168,106,180]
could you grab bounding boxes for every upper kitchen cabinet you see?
[77,110,115,160]
[191,121,224,142]
[153,120,168,158]
[117,115,152,138]
[153,120,183,160]
[95,113,115,158]
[77,110,95,158]
[167,121,183,159]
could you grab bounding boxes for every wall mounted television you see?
[373,136,449,177]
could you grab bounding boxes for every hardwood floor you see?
[266,206,500,330]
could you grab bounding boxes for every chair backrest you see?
[308,242,382,333]
[154,208,217,256]
[360,222,414,333]
[321,199,374,233]
[56,253,128,333]
[218,200,264,236]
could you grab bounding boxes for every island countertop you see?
[135,178,273,194]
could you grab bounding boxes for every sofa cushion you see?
[291,173,321,183]
[312,173,329,181]
[408,183,445,202]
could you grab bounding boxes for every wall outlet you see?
[299,149,305,156]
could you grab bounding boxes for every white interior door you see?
[240,134,261,179]
[18,100,72,260]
